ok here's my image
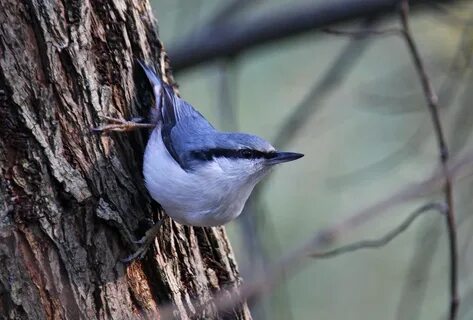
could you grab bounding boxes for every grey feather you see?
[139,61,216,169]
[139,61,276,171]
[139,61,303,230]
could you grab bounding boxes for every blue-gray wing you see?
[168,99,219,170]
[139,61,215,170]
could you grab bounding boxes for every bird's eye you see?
[240,149,253,159]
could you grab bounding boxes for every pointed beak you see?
[266,151,304,165]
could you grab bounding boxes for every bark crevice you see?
[0,0,250,319]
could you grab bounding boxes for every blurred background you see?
[151,1,473,319]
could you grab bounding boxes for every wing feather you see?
[138,60,215,170]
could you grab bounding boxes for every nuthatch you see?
[97,61,303,261]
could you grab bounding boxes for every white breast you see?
[143,129,259,226]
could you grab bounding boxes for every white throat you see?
[143,129,270,226]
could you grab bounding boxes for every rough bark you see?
[0,1,251,319]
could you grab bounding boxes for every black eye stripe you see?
[191,148,276,161]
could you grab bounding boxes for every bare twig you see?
[321,27,402,37]
[309,202,446,259]
[329,11,473,189]
[397,16,473,319]
[399,1,459,318]
[438,211,473,320]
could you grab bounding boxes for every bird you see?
[96,61,303,261]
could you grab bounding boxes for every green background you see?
[151,1,473,319]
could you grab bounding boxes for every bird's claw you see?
[120,239,154,263]
[92,115,154,133]
[120,219,165,263]
[132,236,146,245]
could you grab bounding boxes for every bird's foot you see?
[121,219,165,263]
[92,115,155,133]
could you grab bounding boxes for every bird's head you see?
[189,132,303,184]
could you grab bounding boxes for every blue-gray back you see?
[139,61,273,171]
[139,61,216,169]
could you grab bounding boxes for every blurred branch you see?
[328,11,473,189]
[239,18,376,319]
[321,27,402,37]
[174,0,260,55]
[168,0,459,72]
[216,60,238,131]
[309,202,446,259]
[237,202,293,320]
[400,1,459,318]
[215,59,287,320]
[438,12,473,109]
[396,219,442,319]
[208,0,259,26]
[316,6,470,317]
[157,147,473,319]
[245,16,377,246]
[241,18,375,288]
[273,18,376,148]
[428,1,473,27]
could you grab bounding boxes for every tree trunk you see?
[0,1,251,319]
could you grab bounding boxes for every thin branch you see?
[397,18,473,319]
[396,208,473,320]
[168,0,458,72]
[328,13,473,189]
[321,27,402,37]
[400,1,448,161]
[400,1,459,319]
[309,202,446,259]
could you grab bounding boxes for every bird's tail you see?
[137,60,163,87]
[137,60,175,125]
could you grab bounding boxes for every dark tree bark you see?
[0,1,251,319]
